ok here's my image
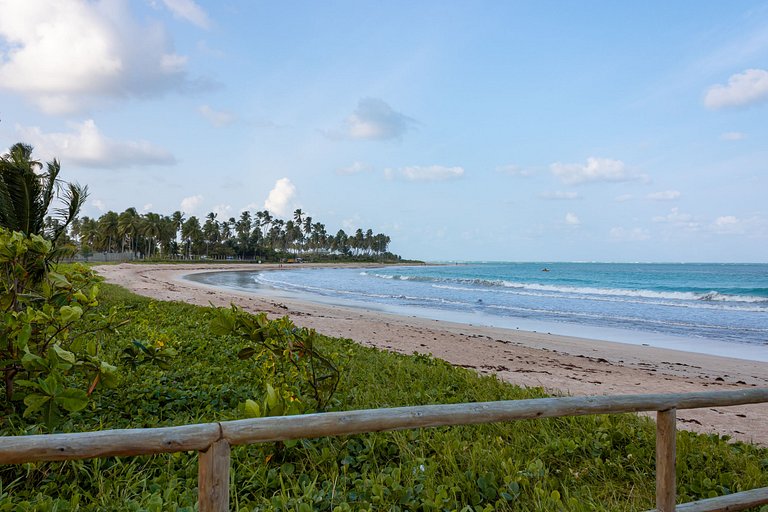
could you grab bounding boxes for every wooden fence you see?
[2,388,768,511]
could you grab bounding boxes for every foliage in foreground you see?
[1,284,767,511]
[0,230,125,429]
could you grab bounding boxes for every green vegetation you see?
[1,283,767,511]
[0,143,87,249]
[0,228,128,430]
[74,207,399,263]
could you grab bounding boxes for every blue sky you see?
[1,1,767,262]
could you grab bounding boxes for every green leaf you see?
[55,388,88,412]
[23,393,51,415]
[237,347,257,360]
[98,361,119,388]
[16,323,32,350]
[58,305,83,324]
[21,351,48,372]
[209,311,235,335]
[244,399,261,418]
[51,344,76,364]
[38,374,63,396]
[265,383,278,410]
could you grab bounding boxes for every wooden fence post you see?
[199,439,230,512]
[656,408,677,512]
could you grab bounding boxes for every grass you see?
[1,283,767,511]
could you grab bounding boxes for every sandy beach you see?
[95,263,768,445]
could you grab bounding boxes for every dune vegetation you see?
[1,280,767,511]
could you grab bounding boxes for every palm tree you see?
[97,211,119,253]
[0,143,87,246]
[293,209,304,253]
[118,208,140,255]
[182,216,203,258]
[235,211,252,258]
[171,210,185,245]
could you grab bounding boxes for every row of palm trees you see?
[71,207,395,261]
[2,143,397,262]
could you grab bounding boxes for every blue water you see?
[188,263,768,360]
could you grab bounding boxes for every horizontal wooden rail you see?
[1,388,767,512]
[669,486,768,511]
[2,388,766,464]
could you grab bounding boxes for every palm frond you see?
[51,182,88,245]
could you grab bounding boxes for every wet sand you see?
[95,263,768,445]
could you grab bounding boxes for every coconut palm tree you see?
[97,211,119,253]
[0,143,87,246]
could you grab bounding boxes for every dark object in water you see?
[541,267,550,272]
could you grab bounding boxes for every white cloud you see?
[337,161,372,175]
[142,203,153,212]
[212,204,232,219]
[18,120,175,168]
[550,157,634,185]
[161,0,210,29]
[647,190,681,201]
[540,191,580,200]
[705,68,768,109]
[711,215,743,235]
[564,212,581,226]
[264,178,297,217]
[652,208,700,230]
[91,199,106,212]
[614,194,633,202]
[180,194,203,214]
[386,165,465,182]
[0,0,194,114]
[720,131,746,141]
[496,164,532,177]
[198,105,235,127]
[341,98,415,140]
[609,227,650,241]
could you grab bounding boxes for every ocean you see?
[187,262,768,361]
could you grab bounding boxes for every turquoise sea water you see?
[188,262,768,360]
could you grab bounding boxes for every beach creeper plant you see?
[210,305,345,416]
[0,228,126,430]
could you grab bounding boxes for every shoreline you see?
[94,262,768,445]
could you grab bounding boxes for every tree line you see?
[72,208,396,261]
[2,142,399,262]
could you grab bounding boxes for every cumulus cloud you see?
[198,105,235,127]
[264,178,297,217]
[161,0,210,29]
[609,227,650,241]
[550,157,635,185]
[212,204,232,219]
[142,203,153,212]
[704,69,768,109]
[540,191,580,200]
[91,199,106,212]
[564,213,581,226]
[614,194,634,202]
[180,194,203,214]
[337,98,415,140]
[647,190,681,201]
[337,161,372,175]
[0,0,195,113]
[720,131,746,141]
[18,120,176,168]
[386,165,465,182]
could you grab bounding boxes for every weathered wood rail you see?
[1,388,767,511]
